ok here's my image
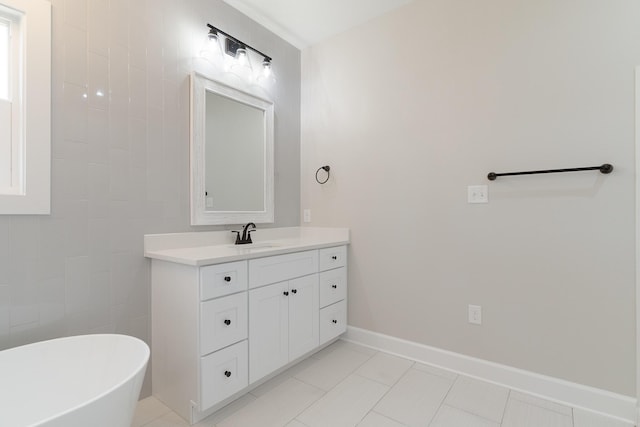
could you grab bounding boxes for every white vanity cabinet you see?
[149,243,348,425]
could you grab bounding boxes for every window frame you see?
[0,0,50,214]
[0,17,10,101]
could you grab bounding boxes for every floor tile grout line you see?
[498,389,511,426]
[351,375,393,427]
[291,345,378,392]
[350,361,416,427]
[359,360,417,425]
[340,338,463,383]
[354,359,416,388]
[282,378,328,426]
[508,392,575,419]
[167,342,378,426]
[426,379,457,427]
[214,377,327,427]
[571,406,575,427]
[369,410,411,427]
[437,404,503,426]
[435,375,511,426]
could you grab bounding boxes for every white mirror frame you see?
[190,72,274,225]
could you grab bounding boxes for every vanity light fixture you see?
[204,24,275,84]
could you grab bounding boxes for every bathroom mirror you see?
[190,72,274,225]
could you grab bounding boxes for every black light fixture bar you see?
[487,163,613,181]
[207,23,272,62]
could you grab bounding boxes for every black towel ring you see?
[315,166,330,184]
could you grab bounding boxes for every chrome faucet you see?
[232,222,256,245]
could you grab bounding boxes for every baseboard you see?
[344,326,636,424]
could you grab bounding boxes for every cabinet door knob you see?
[332,319,338,324]
[331,255,337,260]
[224,370,232,377]
[331,284,337,289]
[224,276,231,282]
[224,319,231,326]
[283,291,289,296]
[291,289,297,294]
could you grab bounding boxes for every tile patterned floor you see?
[132,340,634,427]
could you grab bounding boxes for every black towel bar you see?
[487,164,613,181]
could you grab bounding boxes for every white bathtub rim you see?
[1,334,150,427]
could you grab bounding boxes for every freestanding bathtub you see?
[0,334,150,427]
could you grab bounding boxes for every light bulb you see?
[230,48,253,81]
[257,58,276,85]
[200,32,224,68]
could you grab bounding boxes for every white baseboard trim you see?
[344,326,636,424]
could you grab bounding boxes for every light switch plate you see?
[303,209,311,223]
[468,185,488,203]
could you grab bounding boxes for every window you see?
[0,12,18,194]
[0,18,8,100]
[0,0,50,214]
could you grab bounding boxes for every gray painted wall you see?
[0,0,300,396]
[301,0,640,396]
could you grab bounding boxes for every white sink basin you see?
[228,242,282,250]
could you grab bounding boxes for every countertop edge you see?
[144,239,350,266]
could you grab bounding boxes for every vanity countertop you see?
[144,227,349,266]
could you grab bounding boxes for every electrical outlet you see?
[468,185,488,203]
[468,305,482,325]
[303,209,311,223]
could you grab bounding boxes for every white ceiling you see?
[223,0,414,49]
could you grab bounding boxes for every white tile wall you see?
[0,0,300,397]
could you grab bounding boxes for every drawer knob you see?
[291,289,297,294]
[332,319,338,324]
[331,255,337,260]
[224,370,232,378]
[331,284,337,289]
[224,319,231,326]
[283,291,289,296]
[224,276,231,282]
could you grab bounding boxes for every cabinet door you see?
[288,274,319,361]
[249,281,289,383]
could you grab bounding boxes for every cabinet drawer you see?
[200,340,248,410]
[249,250,318,288]
[319,246,347,271]
[201,261,248,301]
[319,300,347,345]
[319,267,347,308]
[200,292,247,355]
